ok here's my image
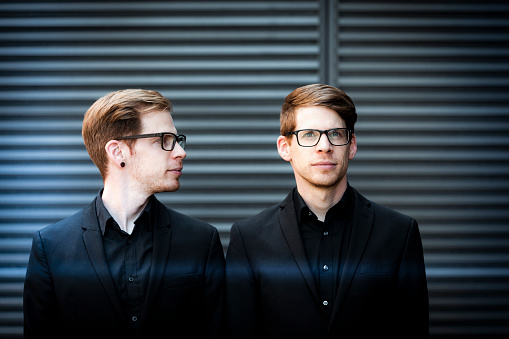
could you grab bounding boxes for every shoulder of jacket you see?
[36,207,87,243]
[233,202,282,231]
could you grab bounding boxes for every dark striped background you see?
[0,1,508,337]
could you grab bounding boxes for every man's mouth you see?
[168,167,183,174]
[312,161,337,169]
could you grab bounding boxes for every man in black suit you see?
[23,89,225,339]
[225,84,429,338]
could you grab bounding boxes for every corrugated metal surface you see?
[0,0,508,337]
[337,1,509,337]
[0,1,319,337]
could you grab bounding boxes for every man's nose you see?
[315,133,332,152]
[172,143,187,159]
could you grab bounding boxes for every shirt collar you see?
[293,184,355,224]
[95,190,155,236]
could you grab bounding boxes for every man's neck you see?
[296,180,348,222]
[101,182,150,234]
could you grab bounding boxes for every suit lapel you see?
[330,189,374,324]
[81,201,129,323]
[278,193,320,303]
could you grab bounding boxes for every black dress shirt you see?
[294,185,354,318]
[96,192,155,328]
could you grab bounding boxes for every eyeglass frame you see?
[115,132,186,151]
[285,128,353,147]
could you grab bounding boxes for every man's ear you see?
[348,133,357,160]
[277,135,292,162]
[105,140,127,168]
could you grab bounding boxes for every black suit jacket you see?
[24,196,225,339]
[225,187,428,338]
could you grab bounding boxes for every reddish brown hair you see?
[280,84,357,136]
[82,89,172,179]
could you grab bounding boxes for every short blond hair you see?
[280,84,357,136]
[82,89,172,179]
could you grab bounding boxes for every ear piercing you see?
[120,162,125,168]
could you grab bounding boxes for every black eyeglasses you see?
[116,132,186,151]
[285,128,352,147]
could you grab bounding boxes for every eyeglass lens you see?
[297,129,349,146]
[162,134,186,151]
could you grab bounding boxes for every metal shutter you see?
[0,1,320,337]
[336,1,509,337]
[0,0,508,338]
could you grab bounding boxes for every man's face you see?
[128,110,187,195]
[278,106,357,191]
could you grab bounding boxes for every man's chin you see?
[310,175,345,189]
[153,181,180,194]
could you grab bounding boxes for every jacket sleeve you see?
[225,222,258,339]
[397,219,430,338]
[202,228,226,339]
[23,231,58,338]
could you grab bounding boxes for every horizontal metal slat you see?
[336,91,509,102]
[339,3,509,13]
[340,61,509,72]
[0,45,319,57]
[0,89,298,101]
[0,74,317,86]
[338,46,509,57]
[426,267,509,279]
[0,16,319,27]
[0,312,22,325]
[0,31,318,42]
[0,105,282,117]
[355,106,509,117]
[0,60,319,71]
[0,1,318,11]
[425,253,509,266]
[340,32,509,42]
[339,17,509,28]
[338,76,509,87]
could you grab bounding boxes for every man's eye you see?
[330,130,346,138]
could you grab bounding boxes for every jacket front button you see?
[132,316,138,322]
[323,300,328,306]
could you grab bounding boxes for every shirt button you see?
[132,316,138,322]
[323,265,329,271]
[323,300,329,306]
[128,276,135,282]
[323,231,329,236]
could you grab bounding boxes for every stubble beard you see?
[305,153,350,191]
[152,180,180,194]
[309,166,347,190]
[131,161,181,195]
[142,172,181,194]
